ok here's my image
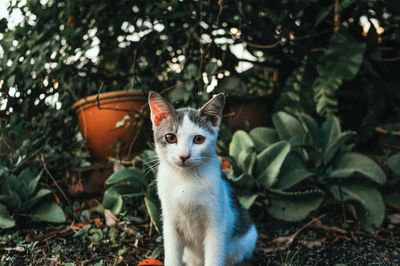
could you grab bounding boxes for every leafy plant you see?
[312,30,366,116]
[0,166,65,229]
[388,153,400,176]
[227,112,386,231]
[102,150,161,232]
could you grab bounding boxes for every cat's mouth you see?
[172,160,198,169]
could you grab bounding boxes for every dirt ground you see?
[1,215,399,266]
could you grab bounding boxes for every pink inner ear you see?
[149,101,169,126]
[152,112,167,126]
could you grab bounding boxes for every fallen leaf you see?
[3,246,25,253]
[137,258,164,266]
[300,237,326,248]
[104,209,119,228]
[388,213,400,224]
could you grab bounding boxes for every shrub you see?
[0,166,65,229]
[102,150,160,232]
[227,112,386,231]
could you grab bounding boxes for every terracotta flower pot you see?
[72,90,148,161]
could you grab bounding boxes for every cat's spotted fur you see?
[148,91,257,266]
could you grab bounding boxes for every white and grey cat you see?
[148,91,257,266]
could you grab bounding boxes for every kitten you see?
[148,91,257,266]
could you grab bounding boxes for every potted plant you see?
[72,89,149,162]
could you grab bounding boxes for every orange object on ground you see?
[137,258,164,266]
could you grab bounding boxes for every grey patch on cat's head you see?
[153,115,178,147]
[176,108,215,133]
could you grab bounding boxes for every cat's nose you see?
[179,154,191,162]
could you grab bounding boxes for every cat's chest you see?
[157,165,218,207]
[163,176,213,207]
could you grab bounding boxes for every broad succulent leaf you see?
[323,132,355,164]
[30,202,66,223]
[321,116,341,149]
[0,203,15,229]
[298,113,323,146]
[27,173,42,198]
[388,153,400,175]
[329,182,385,230]
[238,193,258,209]
[272,112,306,141]
[274,153,314,190]
[256,141,291,188]
[106,184,145,198]
[20,188,52,211]
[102,190,124,215]
[229,130,255,162]
[105,167,147,186]
[330,152,386,184]
[237,148,256,174]
[249,127,279,151]
[266,189,324,222]
[226,172,256,189]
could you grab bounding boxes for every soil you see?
[1,217,399,266]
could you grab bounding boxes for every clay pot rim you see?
[72,89,147,113]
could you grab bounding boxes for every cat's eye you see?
[193,135,205,144]
[165,133,177,144]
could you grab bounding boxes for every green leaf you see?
[144,181,160,232]
[249,127,279,151]
[237,149,256,175]
[7,190,22,210]
[267,189,324,222]
[106,184,144,197]
[272,112,306,141]
[388,153,400,175]
[256,141,291,188]
[26,172,43,197]
[218,76,246,96]
[314,0,355,26]
[274,153,314,190]
[229,130,255,162]
[330,153,386,184]
[313,30,366,116]
[238,193,258,209]
[205,61,218,75]
[227,173,256,189]
[7,75,15,88]
[105,168,146,186]
[323,132,355,164]
[30,202,66,223]
[298,113,324,146]
[321,116,341,149]
[329,182,385,229]
[0,203,15,229]
[144,196,160,233]
[102,190,124,215]
[20,188,52,211]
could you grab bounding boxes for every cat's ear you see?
[199,93,225,127]
[148,91,175,126]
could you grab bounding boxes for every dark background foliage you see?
[1,0,400,171]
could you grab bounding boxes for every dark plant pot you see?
[72,90,149,161]
[223,96,272,131]
[65,163,113,197]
